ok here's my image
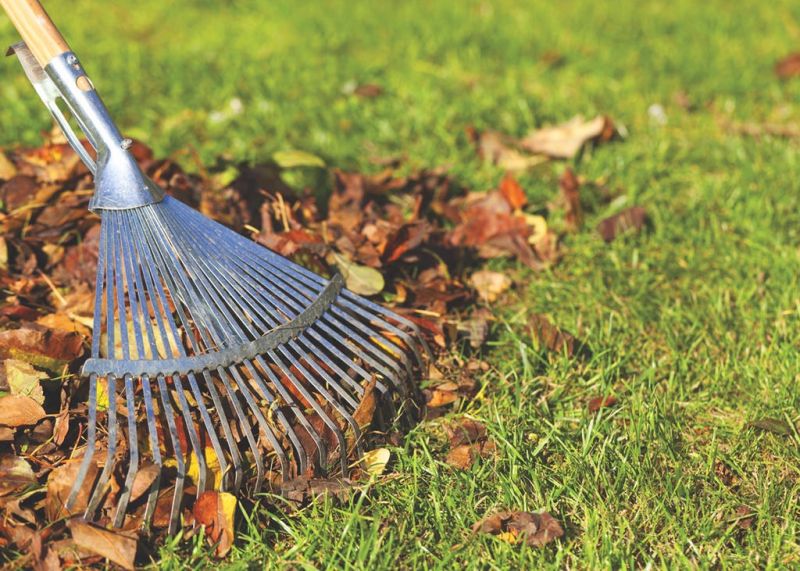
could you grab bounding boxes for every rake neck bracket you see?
[8,43,164,211]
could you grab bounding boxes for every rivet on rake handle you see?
[2,0,429,536]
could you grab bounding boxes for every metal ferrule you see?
[9,44,163,211]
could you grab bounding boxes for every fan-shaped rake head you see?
[67,196,428,533]
[5,21,428,537]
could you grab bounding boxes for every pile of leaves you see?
[0,118,641,567]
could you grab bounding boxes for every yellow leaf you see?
[187,447,223,489]
[96,378,109,412]
[334,252,384,296]
[4,359,46,404]
[362,447,390,477]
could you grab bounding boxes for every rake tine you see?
[113,374,139,528]
[66,216,108,512]
[225,364,289,480]
[140,375,162,529]
[85,374,117,519]
[156,373,184,536]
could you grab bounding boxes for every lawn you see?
[2,0,800,568]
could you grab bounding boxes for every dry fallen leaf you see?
[192,491,237,558]
[68,519,137,570]
[469,270,512,303]
[2,359,46,404]
[0,323,84,372]
[0,394,46,427]
[362,447,391,477]
[775,53,800,79]
[521,115,616,159]
[526,314,589,358]
[333,252,385,296]
[588,395,618,413]
[499,174,527,210]
[46,456,100,520]
[747,417,793,437]
[472,510,564,548]
[559,168,582,231]
[597,206,648,243]
[0,455,36,496]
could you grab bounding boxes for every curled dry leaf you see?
[0,323,84,372]
[559,168,582,231]
[498,174,527,210]
[0,455,36,496]
[0,394,46,427]
[747,417,793,437]
[734,505,756,530]
[362,447,391,477]
[444,418,496,469]
[775,53,800,79]
[597,206,648,243]
[192,490,237,558]
[587,395,618,413]
[472,510,564,548]
[68,519,137,571]
[46,455,100,520]
[526,314,589,358]
[2,359,46,404]
[521,115,616,159]
[469,270,512,303]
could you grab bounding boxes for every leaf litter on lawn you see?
[0,120,628,563]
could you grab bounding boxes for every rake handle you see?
[1,0,69,66]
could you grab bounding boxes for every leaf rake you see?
[2,0,428,534]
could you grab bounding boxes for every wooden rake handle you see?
[1,0,70,66]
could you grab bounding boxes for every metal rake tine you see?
[140,375,162,529]
[113,374,139,528]
[156,373,185,536]
[139,218,327,478]
[125,211,240,492]
[66,216,108,512]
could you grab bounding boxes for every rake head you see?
[70,197,427,533]
[7,42,428,534]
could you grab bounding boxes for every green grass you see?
[3,0,800,568]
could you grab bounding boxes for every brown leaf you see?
[0,151,17,180]
[521,115,616,159]
[469,270,511,303]
[445,444,475,469]
[352,379,378,429]
[0,455,36,496]
[192,491,237,558]
[129,462,160,504]
[0,395,46,427]
[775,53,800,79]
[68,519,137,570]
[280,476,353,504]
[426,387,459,408]
[559,168,582,231]
[353,83,383,98]
[747,417,793,436]
[525,314,589,358]
[0,323,84,372]
[468,128,546,171]
[588,395,618,413]
[499,174,527,210]
[46,456,100,520]
[734,505,755,530]
[446,418,488,448]
[597,206,648,243]
[472,510,564,547]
